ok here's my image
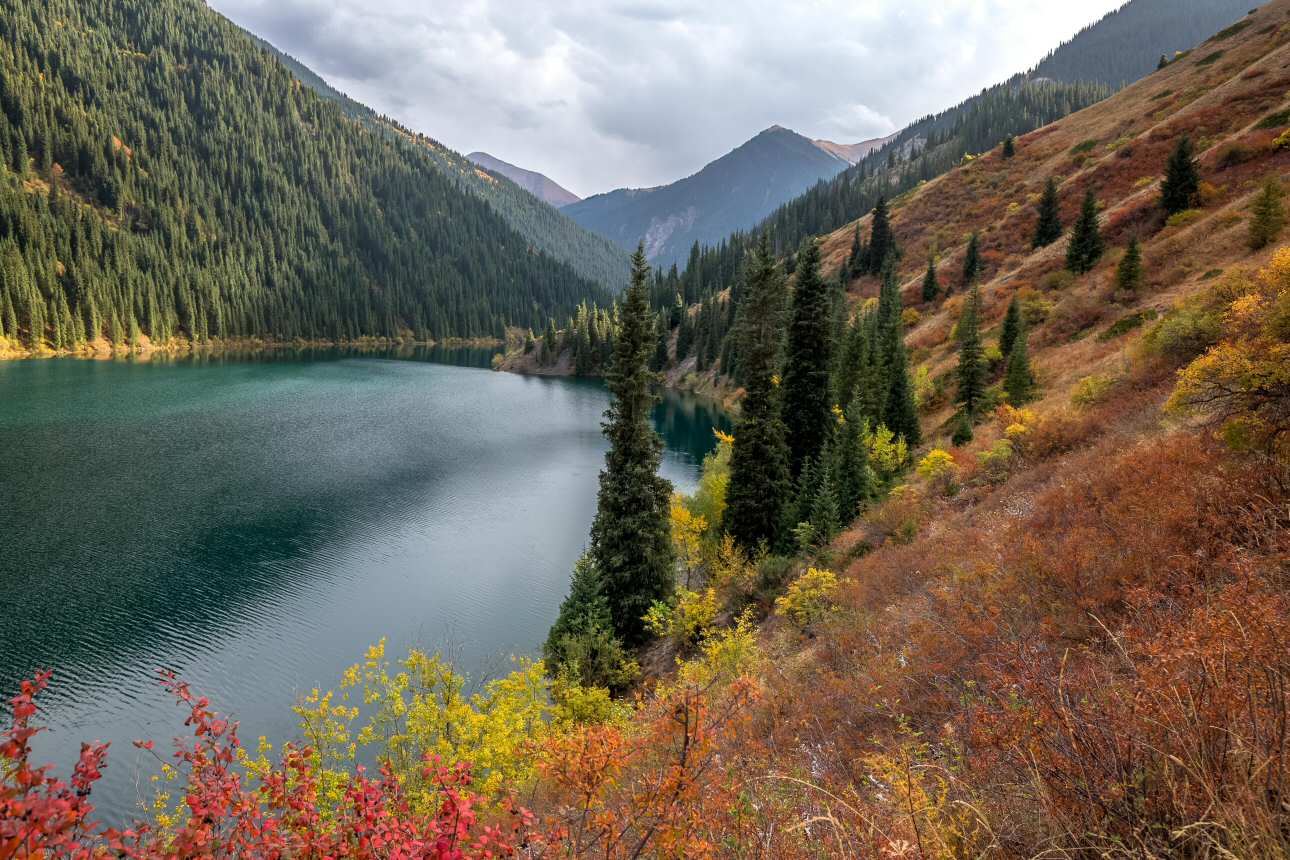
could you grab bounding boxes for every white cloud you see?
[209,0,1124,197]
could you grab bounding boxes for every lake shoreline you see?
[0,334,503,362]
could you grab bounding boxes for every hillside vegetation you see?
[8,1,1290,858]
[0,0,612,358]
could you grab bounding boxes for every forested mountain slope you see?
[1033,0,1262,87]
[0,0,612,355]
[251,35,628,289]
[677,0,1261,296]
[563,125,853,268]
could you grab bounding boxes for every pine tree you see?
[962,232,981,288]
[1115,238,1143,297]
[847,224,864,278]
[782,238,834,477]
[808,455,840,544]
[726,238,792,553]
[999,295,1022,359]
[1248,177,1286,251]
[1033,178,1063,249]
[876,260,921,446]
[951,412,974,446]
[1003,323,1036,405]
[834,402,872,520]
[541,318,558,365]
[1160,136,1200,216]
[589,244,675,645]
[956,285,986,415]
[1157,54,1169,70]
[865,196,897,276]
[1002,135,1016,158]
[1066,189,1104,274]
[921,254,939,303]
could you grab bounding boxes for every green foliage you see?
[921,255,940,303]
[1161,136,1201,215]
[951,412,975,446]
[782,239,834,477]
[1066,189,1105,274]
[1116,238,1144,297]
[725,239,793,554]
[962,233,981,288]
[1003,326,1037,405]
[1255,109,1290,131]
[589,247,675,645]
[999,296,1023,358]
[1098,309,1156,341]
[1033,178,1064,249]
[833,404,873,521]
[0,0,609,351]
[956,285,986,415]
[863,197,899,276]
[1002,136,1016,158]
[1248,177,1287,251]
[643,587,718,647]
[1071,373,1116,409]
[543,554,636,691]
[1070,139,1099,155]
[916,449,959,496]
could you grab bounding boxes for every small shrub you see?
[977,438,1014,482]
[1070,139,1098,155]
[1071,373,1116,409]
[916,449,959,496]
[1254,108,1290,130]
[644,587,718,647]
[1140,299,1224,363]
[1216,144,1253,169]
[1098,309,1157,342]
[1019,288,1055,326]
[775,567,843,629]
[1165,208,1204,229]
[1195,50,1224,67]
[1040,270,1076,292]
[1048,291,1104,339]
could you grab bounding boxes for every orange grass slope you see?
[606,6,1290,857]
[823,1,1290,436]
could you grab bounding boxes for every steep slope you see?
[0,0,616,356]
[681,0,1261,293]
[248,34,629,290]
[812,134,894,164]
[1033,0,1263,88]
[563,126,852,268]
[467,152,581,208]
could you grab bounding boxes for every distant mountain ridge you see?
[247,35,630,290]
[467,152,581,208]
[563,125,862,267]
[812,135,895,164]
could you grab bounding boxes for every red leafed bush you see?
[1,671,537,859]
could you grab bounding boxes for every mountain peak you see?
[467,152,582,208]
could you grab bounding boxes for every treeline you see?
[0,0,609,352]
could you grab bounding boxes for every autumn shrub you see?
[869,484,925,544]
[774,567,843,629]
[916,449,960,496]
[644,586,718,647]
[976,438,1014,482]
[1166,207,1205,229]
[1140,291,1225,363]
[1070,373,1116,408]
[1046,289,1104,339]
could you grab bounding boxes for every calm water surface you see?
[0,350,727,821]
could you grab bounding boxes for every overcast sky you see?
[209,0,1125,198]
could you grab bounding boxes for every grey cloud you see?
[208,0,1124,197]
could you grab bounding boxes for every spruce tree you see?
[1160,136,1200,216]
[1248,177,1286,251]
[1003,323,1036,405]
[951,412,974,446]
[782,238,834,477]
[962,232,981,288]
[876,260,921,446]
[808,455,840,544]
[1157,54,1169,70]
[999,295,1022,359]
[589,244,675,645]
[725,238,792,553]
[865,196,897,276]
[1033,178,1063,249]
[956,284,986,415]
[1066,189,1104,274]
[1115,238,1143,297]
[921,254,939,303]
[834,402,872,520]
[847,224,864,278]
[1002,135,1016,158]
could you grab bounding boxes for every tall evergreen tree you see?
[1115,238,1143,297]
[1066,189,1105,274]
[1002,135,1016,158]
[1160,136,1200,215]
[834,401,872,520]
[1248,177,1286,251]
[725,238,792,553]
[956,285,986,415]
[782,238,835,478]
[588,244,675,645]
[1033,178,1063,248]
[876,260,921,445]
[962,232,981,287]
[865,196,897,276]
[999,295,1022,359]
[847,224,864,278]
[921,254,939,303]
[1003,322,1037,405]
